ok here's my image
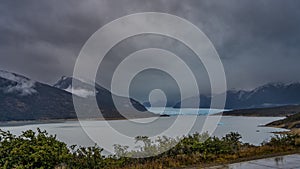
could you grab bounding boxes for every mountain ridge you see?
[174,82,300,109]
[0,70,155,121]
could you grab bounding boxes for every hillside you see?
[266,112,300,130]
[0,70,155,121]
[218,105,300,117]
[54,76,155,119]
[0,72,76,121]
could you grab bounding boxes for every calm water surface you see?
[0,108,288,154]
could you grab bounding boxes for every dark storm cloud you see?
[1,0,300,100]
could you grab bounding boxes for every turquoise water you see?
[148,107,226,115]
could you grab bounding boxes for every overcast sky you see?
[1,0,300,103]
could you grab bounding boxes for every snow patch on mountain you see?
[54,76,100,98]
[245,82,286,99]
[65,86,95,98]
[0,70,37,96]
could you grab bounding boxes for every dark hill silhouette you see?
[0,70,155,121]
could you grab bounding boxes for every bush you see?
[0,129,71,169]
[0,129,299,169]
[264,134,300,147]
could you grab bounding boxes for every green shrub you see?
[0,129,71,169]
[0,129,299,169]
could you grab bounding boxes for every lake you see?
[0,108,288,155]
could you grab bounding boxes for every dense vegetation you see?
[0,129,300,169]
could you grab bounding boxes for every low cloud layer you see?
[0,70,37,96]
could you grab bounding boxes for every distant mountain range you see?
[0,70,154,121]
[2,69,300,121]
[174,82,300,109]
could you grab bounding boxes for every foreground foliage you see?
[0,129,299,169]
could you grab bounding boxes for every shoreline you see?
[0,114,170,127]
[267,125,300,135]
[0,114,282,128]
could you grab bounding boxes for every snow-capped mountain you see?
[0,70,77,121]
[0,70,154,121]
[174,82,300,109]
[53,76,149,114]
[54,76,97,98]
[236,82,300,108]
